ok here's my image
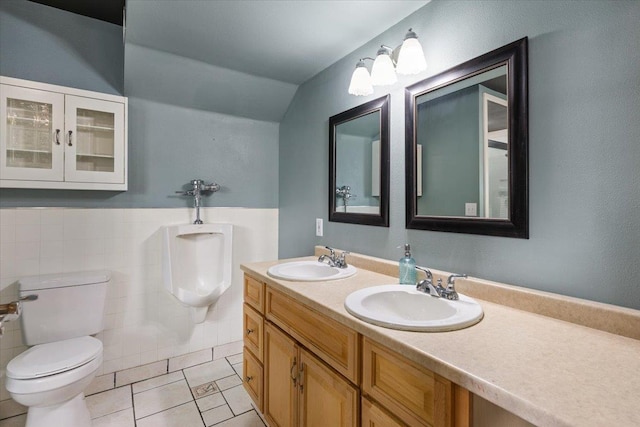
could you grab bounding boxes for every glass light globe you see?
[396,35,427,75]
[348,62,373,96]
[371,52,397,86]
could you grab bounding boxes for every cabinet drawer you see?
[244,274,265,313]
[243,303,264,362]
[361,397,406,427]
[362,338,452,427]
[243,347,263,412]
[266,287,359,384]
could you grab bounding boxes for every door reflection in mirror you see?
[416,65,508,219]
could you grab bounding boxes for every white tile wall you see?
[0,207,278,402]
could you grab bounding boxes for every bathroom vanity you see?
[241,249,640,427]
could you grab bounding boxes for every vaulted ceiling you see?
[125,1,429,86]
[31,0,431,122]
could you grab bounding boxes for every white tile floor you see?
[0,351,265,427]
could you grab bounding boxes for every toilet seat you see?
[7,336,102,380]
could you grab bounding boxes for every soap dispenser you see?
[399,244,417,285]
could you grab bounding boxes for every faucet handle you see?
[415,266,433,281]
[324,246,336,257]
[337,251,350,268]
[203,183,220,193]
[447,274,467,287]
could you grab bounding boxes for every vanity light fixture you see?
[371,46,397,86]
[348,28,427,96]
[396,28,428,75]
[348,59,374,96]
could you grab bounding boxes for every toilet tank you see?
[18,271,110,346]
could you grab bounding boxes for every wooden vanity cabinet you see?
[264,322,359,427]
[242,273,471,427]
[362,338,471,427]
[242,275,266,412]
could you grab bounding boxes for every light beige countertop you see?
[240,251,640,427]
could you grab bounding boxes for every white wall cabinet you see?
[0,76,127,190]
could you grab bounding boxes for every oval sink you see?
[344,285,483,332]
[267,261,357,282]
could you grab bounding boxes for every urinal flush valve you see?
[175,179,221,224]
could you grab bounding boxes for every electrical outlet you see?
[465,203,477,217]
[315,218,323,236]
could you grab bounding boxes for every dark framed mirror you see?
[330,95,389,227]
[405,38,528,238]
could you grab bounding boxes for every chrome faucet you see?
[336,186,356,209]
[318,246,350,269]
[415,267,467,301]
[175,179,221,224]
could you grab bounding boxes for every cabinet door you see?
[64,95,125,184]
[362,338,453,427]
[264,323,298,427]
[0,84,64,181]
[298,348,358,427]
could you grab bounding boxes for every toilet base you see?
[25,393,91,427]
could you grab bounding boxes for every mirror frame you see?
[329,95,390,227]
[405,38,529,238]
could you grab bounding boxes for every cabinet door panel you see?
[64,95,125,184]
[1,84,64,181]
[264,323,298,427]
[363,338,452,427]
[299,348,358,427]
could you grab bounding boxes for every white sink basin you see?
[344,285,483,332]
[267,261,357,282]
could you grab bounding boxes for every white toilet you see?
[5,271,109,427]
[163,223,233,323]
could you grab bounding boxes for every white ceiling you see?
[126,0,430,86]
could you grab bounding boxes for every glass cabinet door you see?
[0,84,65,181]
[64,95,125,184]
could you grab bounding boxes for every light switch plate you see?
[316,218,323,236]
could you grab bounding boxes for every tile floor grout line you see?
[129,383,137,424]
[134,399,196,423]
[131,373,185,394]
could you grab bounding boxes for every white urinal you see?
[162,223,233,323]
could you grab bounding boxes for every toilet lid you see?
[6,336,102,380]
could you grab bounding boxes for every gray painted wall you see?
[417,87,480,217]
[336,134,377,208]
[0,1,279,209]
[0,0,124,95]
[279,0,640,310]
[123,43,297,123]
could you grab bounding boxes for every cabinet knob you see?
[246,328,254,335]
[245,376,253,383]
